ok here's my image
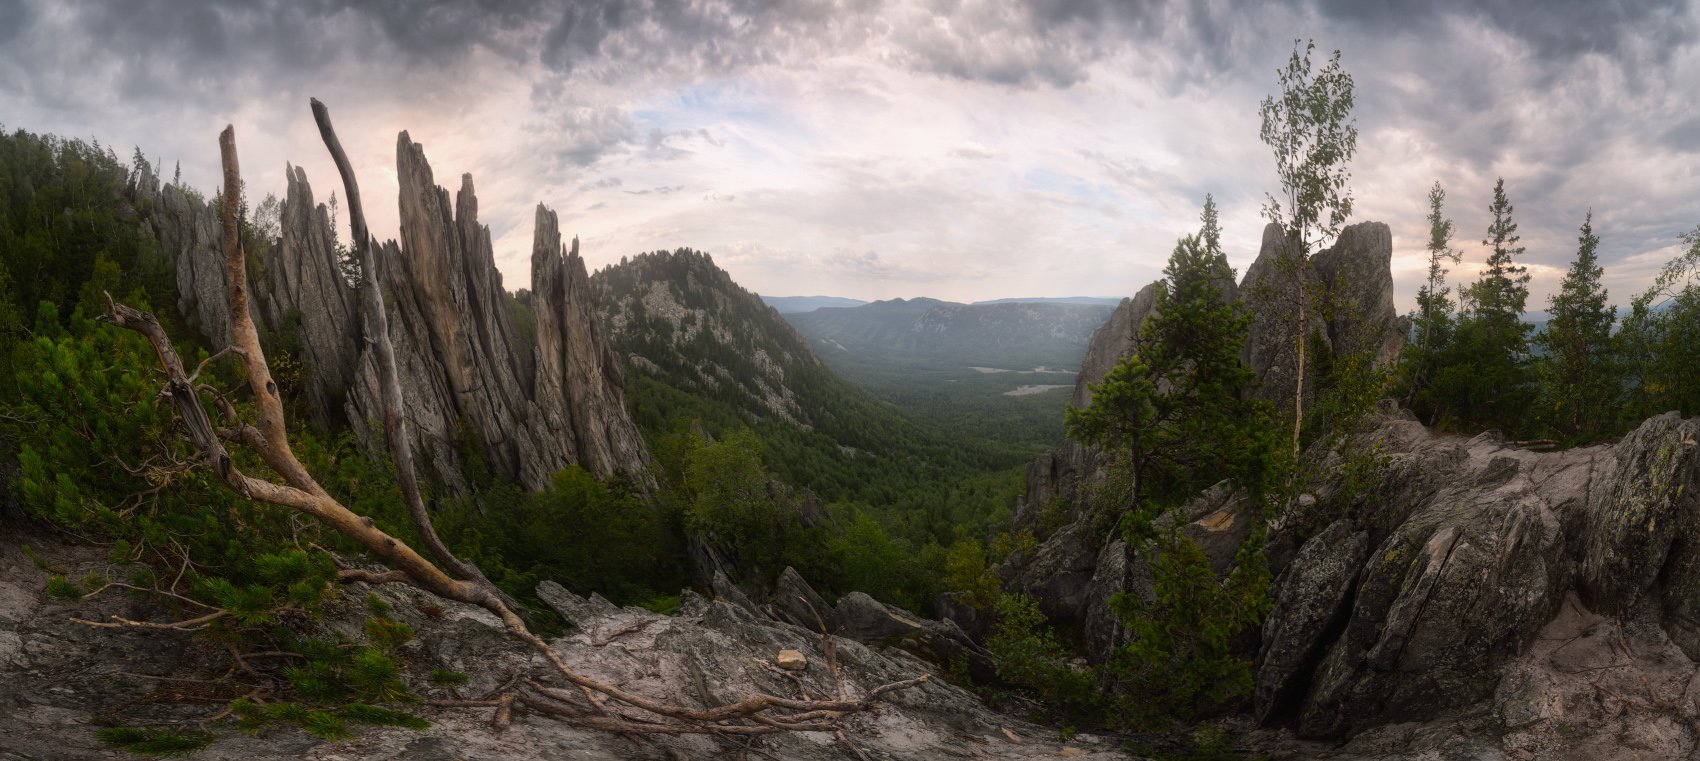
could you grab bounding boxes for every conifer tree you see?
[1535,212,1616,440]
[1066,199,1275,727]
[1621,225,1700,420]
[1067,201,1268,508]
[1401,181,1460,416]
[1469,178,1532,330]
[1200,193,1223,258]
[1432,178,1533,432]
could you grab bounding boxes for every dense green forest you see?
[1396,179,1700,441]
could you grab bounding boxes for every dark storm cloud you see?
[0,0,31,45]
[11,1,1689,98]
[1660,117,1700,154]
[1318,0,1691,67]
[1,0,1694,302]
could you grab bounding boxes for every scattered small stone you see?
[776,649,807,670]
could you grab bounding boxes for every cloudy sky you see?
[2,0,1696,309]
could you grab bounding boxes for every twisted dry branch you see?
[97,116,924,738]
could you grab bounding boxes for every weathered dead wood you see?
[308,98,499,599]
[99,118,924,740]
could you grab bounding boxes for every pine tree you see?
[1066,200,1276,728]
[1067,203,1270,509]
[1401,181,1460,417]
[1620,225,1700,420]
[1200,193,1223,258]
[1468,179,1536,339]
[1535,212,1616,440]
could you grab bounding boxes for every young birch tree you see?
[1258,40,1358,458]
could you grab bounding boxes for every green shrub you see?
[1108,518,1270,731]
[986,593,1101,720]
[95,726,215,756]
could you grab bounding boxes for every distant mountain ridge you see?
[973,296,1123,306]
[785,298,1113,362]
[760,295,870,313]
[761,294,1123,315]
[778,297,1115,450]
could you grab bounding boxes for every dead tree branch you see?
[309,98,500,601]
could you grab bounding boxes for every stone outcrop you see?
[990,221,1700,750]
[527,209,649,485]
[264,165,361,428]
[767,566,998,682]
[136,174,250,348]
[1000,222,1404,632]
[1242,221,1407,410]
[1267,410,1700,739]
[0,533,1129,760]
[137,134,648,491]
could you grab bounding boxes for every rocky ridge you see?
[1006,220,1402,596]
[994,219,1700,755]
[132,135,647,491]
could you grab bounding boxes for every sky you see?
[2,0,1696,310]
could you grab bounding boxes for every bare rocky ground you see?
[1238,592,1700,761]
[0,532,1126,760]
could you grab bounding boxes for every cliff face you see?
[134,135,648,491]
[267,164,361,429]
[528,206,649,484]
[1007,220,1404,540]
[1242,221,1405,411]
[1262,409,1700,741]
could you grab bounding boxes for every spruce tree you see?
[1200,193,1223,258]
[1621,225,1700,420]
[1470,178,1532,328]
[1535,212,1616,440]
[1433,178,1533,432]
[1067,202,1269,508]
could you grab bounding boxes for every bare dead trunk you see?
[307,98,501,601]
